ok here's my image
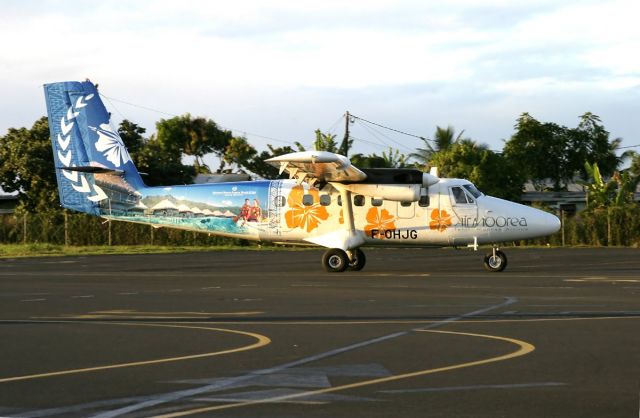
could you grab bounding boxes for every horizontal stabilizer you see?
[56,166,124,175]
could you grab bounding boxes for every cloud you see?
[1,0,639,154]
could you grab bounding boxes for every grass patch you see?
[0,243,308,258]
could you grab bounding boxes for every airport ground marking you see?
[151,329,535,418]
[0,324,270,384]
[89,297,518,418]
[163,315,640,326]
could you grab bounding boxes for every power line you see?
[619,144,640,149]
[326,114,345,135]
[349,135,396,151]
[350,114,431,142]
[99,94,178,117]
[98,93,296,146]
[355,119,415,152]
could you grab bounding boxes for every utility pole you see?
[338,111,351,156]
[64,211,69,246]
[108,219,112,246]
[22,213,27,244]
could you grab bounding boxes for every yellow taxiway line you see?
[0,323,270,384]
[151,329,535,418]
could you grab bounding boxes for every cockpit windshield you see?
[463,183,483,198]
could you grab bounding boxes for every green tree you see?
[502,113,569,190]
[431,140,525,201]
[351,148,408,168]
[242,143,306,179]
[155,114,233,173]
[572,113,621,177]
[0,117,59,213]
[313,129,338,153]
[117,119,146,159]
[410,125,466,169]
[583,161,639,208]
[503,112,623,190]
[629,151,640,180]
[135,136,195,186]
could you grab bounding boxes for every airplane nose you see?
[532,208,561,236]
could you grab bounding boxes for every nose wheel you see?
[322,248,366,273]
[483,248,507,272]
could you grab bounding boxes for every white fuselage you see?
[256,178,560,249]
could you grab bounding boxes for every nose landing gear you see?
[483,247,507,272]
[322,248,367,273]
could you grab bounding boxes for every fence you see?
[0,212,242,246]
[2,208,640,247]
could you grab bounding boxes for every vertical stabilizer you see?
[44,81,145,214]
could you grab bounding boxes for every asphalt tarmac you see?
[0,247,639,418]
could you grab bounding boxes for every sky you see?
[1,0,639,166]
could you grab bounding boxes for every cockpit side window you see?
[451,186,467,204]
[463,184,483,199]
[451,186,474,204]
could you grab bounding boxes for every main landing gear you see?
[322,248,366,273]
[483,247,507,272]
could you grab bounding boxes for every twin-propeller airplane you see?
[44,81,560,272]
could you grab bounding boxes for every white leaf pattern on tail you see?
[57,94,108,203]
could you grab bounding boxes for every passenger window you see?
[274,195,286,207]
[320,195,331,206]
[354,195,365,206]
[371,198,383,207]
[337,195,342,206]
[419,195,429,207]
[451,187,469,204]
[302,194,314,206]
[400,201,412,207]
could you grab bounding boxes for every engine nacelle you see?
[422,172,439,187]
[339,184,421,202]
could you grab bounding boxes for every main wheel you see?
[347,248,366,271]
[322,248,349,273]
[483,250,507,272]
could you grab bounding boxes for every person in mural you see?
[247,198,262,222]
[234,198,251,226]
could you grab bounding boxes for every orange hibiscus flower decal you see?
[429,209,453,232]
[284,185,329,232]
[364,207,396,239]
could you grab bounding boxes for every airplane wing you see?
[265,151,367,185]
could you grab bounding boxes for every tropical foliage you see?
[1,110,638,247]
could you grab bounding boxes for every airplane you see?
[44,80,561,273]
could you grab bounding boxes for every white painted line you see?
[90,297,518,418]
[201,287,221,290]
[71,295,94,299]
[117,292,139,295]
[20,298,46,302]
[379,382,567,394]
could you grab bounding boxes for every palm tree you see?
[410,125,466,168]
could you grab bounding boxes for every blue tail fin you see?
[44,81,145,215]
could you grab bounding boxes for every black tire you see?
[347,248,366,271]
[483,250,507,272]
[322,248,349,273]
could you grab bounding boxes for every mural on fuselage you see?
[95,177,274,238]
